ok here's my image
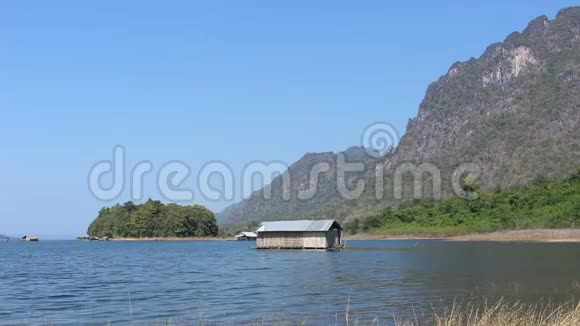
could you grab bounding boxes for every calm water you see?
[1,240,580,325]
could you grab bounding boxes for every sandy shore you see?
[345,229,580,243]
[110,237,230,241]
[449,229,580,242]
[344,234,439,241]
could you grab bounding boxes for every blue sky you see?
[0,0,577,238]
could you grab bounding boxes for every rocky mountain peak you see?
[220,7,580,225]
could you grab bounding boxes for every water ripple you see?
[1,240,580,324]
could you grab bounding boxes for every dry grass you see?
[449,229,580,242]
[12,298,580,325]
[395,299,580,326]
[144,299,580,325]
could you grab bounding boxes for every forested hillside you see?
[345,169,580,235]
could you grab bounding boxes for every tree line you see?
[87,200,219,238]
[345,169,580,235]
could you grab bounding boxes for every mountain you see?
[220,146,380,224]
[389,7,580,187]
[0,234,10,240]
[220,7,580,225]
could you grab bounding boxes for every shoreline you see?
[109,237,231,241]
[344,229,580,243]
[102,229,580,243]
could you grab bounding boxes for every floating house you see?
[234,232,257,241]
[21,235,39,242]
[77,236,109,241]
[256,220,342,249]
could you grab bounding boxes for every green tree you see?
[87,201,219,238]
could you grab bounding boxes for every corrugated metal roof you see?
[257,220,340,232]
[235,232,257,238]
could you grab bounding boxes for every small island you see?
[87,200,219,239]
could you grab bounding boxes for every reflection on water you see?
[0,240,579,324]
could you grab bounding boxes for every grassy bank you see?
[146,299,580,326]
[17,300,580,325]
[395,300,580,326]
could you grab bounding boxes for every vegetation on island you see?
[345,169,580,236]
[87,200,219,238]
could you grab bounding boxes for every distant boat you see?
[234,232,257,241]
[21,235,39,242]
[77,236,110,241]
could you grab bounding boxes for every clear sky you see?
[0,0,577,238]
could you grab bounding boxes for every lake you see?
[1,240,580,325]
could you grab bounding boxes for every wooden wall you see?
[257,231,334,249]
[325,229,338,247]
